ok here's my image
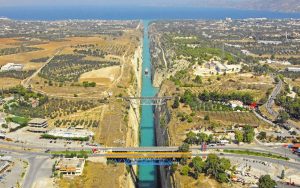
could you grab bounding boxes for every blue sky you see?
[0,0,245,7]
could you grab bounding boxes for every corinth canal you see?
[138,20,158,187]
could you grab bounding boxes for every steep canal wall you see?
[154,85,172,188]
[154,102,172,188]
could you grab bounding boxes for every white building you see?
[0,63,24,71]
[257,40,282,45]
[286,67,300,72]
[216,63,241,74]
[47,128,94,139]
[266,59,291,65]
[229,100,244,108]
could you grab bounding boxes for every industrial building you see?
[55,158,85,176]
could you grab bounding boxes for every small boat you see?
[145,68,149,75]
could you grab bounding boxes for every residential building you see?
[55,158,85,176]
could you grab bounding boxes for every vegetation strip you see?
[223,149,289,160]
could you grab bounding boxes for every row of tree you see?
[184,131,214,145]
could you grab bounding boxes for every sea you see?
[0,6,300,20]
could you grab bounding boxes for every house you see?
[0,63,24,72]
[55,158,85,176]
[229,100,244,108]
[28,118,48,128]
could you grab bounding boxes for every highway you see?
[1,144,300,188]
[1,140,299,162]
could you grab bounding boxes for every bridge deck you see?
[105,152,191,159]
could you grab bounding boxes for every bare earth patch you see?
[79,66,120,86]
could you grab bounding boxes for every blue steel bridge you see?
[105,151,192,166]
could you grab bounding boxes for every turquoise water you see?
[138,20,158,188]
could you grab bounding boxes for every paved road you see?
[266,76,283,117]
[23,156,49,188]
[1,141,299,161]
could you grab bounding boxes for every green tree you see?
[257,132,267,140]
[192,156,205,173]
[258,175,276,188]
[178,143,190,152]
[204,115,210,121]
[197,133,208,144]
[234,130,243,144]
[243,125,255,143]
[185,131,197,144]
[172,96,180,109]
[193,75,202,84]
[277,110,289,123]
[181,165,190,176]
[216,172,228,183]
[204,154,231,183]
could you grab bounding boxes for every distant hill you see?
[158,0,300,13]
[235,0,300,13]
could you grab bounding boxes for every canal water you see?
[138,20,158,187]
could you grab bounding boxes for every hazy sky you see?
[0,0,245,7]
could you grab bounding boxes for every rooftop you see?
[28,118,47,124]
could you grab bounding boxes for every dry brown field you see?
[58,162,127,188]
